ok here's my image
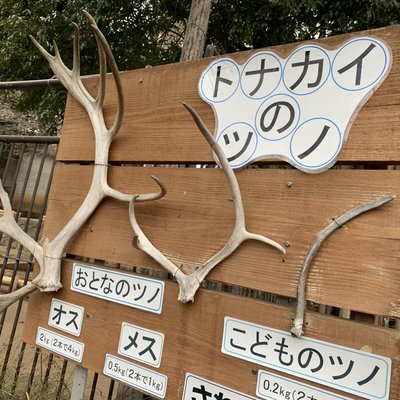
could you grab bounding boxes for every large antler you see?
[130,103,285,303]
[0,11,166,313]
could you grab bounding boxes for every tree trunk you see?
[180,0,214,62]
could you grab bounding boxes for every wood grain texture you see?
[20,24,400,400]
[56,25,400,163]
[41,164,400,317]
[22,260,400,400]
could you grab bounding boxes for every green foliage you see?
[208,0,400,52]
[0,0,189,133]
[0,0,399,134]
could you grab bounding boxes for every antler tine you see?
[88,17,124,138]
[183,102,285,255]
[72,23,81,76]
[82,11,107,111]
[31,12,122,135]
[183,102,241,229]
[137,175,167,202]
[130,198,182,278]
[29,35,56,66]
[30,34,95,111]
[0,181,42,256]
[0,283,37,314]
[0,179,13,214]
[103,175,167,203]
[182,102,244,225]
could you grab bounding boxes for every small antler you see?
[291,194,395,338]
[0,12,166,313]
[130,103,285,303]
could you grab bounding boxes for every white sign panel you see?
[183,373,257,400]
[36,326,84,363]
[222,317,391,400]
[48,298,84,337]
[103,353,167,398]
[118,322,164,368]
[257,370,351,400]
[71,263,164,314]
[199,37,391,173]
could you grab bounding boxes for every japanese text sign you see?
[222,317,391,399]
[256,370,350,400]
[199,37,391,172]
[103,353,167,398]
[183,373,257,400]
[118,322,164,368]
[71,263,165,314]
[48,298,84,336]
[36,326,85,363]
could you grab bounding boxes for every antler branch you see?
[0,12,166,313]
[291,194,395,338]
[0,182,43,260]
[130,103,285,303]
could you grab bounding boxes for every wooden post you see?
[180,0,214,62]
[70,365,87,400]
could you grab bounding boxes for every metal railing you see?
[0,135,154,400]
[0,135,62,398]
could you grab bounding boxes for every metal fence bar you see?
[10,341,26,396]
[0,133,122,399]
[43,353,54,387]
[55,359,69,399]
[89,372,99,400]
[0,136,61,398]
[1,142,46,376]
[0,76,95,91]
[0,79,62,90]
[3,142,56,390]
[107,379,115,400]
[26,347,40,395]
[0,135,59,144]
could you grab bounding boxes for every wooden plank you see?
[56,25,400,163]
[42,164,400,317]
[23,260,400,399]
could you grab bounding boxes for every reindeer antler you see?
[291,194,395,338]
[0,11,166,314]
[130,103,285,303]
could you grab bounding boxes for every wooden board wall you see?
[24,260,400,399]
[40,165,400,318]
[57,25,400,164]
[23,25,400,399]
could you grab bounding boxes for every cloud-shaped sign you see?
[199,37,392,173]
